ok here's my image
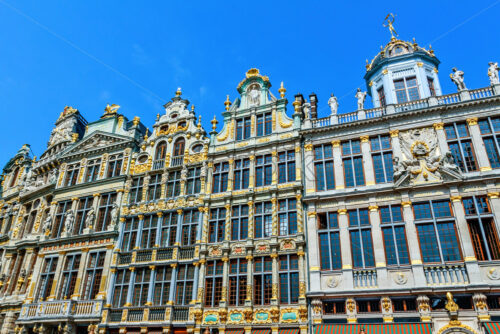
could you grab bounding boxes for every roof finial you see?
[383,13,398,39]
[224,95,232,111]
[197,115,202,129]
[191,105,195,112]
[278,81,286,99]
[156,113,160,121]
[211,115,218,131]
[144,128,149,140]
[176,87,182,97]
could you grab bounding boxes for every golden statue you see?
[383,13,398,38]
[445,292,459,312]
[104,103,120,115]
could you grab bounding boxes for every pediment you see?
[63,132,131,156]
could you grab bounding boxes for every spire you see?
[175,87,182,97]
[211,115,218,131]
[224,95,232,111]
[278,81,286,98]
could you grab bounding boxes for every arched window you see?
[9,168,19,187]
[155,141,167,161]
[173,138,185,157]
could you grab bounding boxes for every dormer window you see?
[178,121,186,128]
[191,144,203,153]
[171,113,178,119]
[256,112,272,136]
[394,46,403,55]
[160,125,169,133]
[236,117,251,141]
[394,76,419,103]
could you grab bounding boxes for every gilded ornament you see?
[304,143,313,151]
[466,117,478,126]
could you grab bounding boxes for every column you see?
[19,248,36,294]
[105,269,117,307]
[220,257,229,306]
[196,259,206,304]
[227,158,234,191]
[389,130,402,158]
[295,143,302,182]
[360,136,375,186]
[97,246,115,299]
[368,204,388,287]
[245,255,253,306]
[206,163,214,195]
[338,208,353,290]
[191,263,200,303]
[168,264,177,304]
[487,191,500,233]
[467,117,492,171]
[175,210,183,245]
[25,254,44,303]
[296,193,304,234]
[247,200,254,239]
[432,123,450,155]
[200,207,209,243]
[272,150,278,185]
[297,248,306,302]
[249,155,255,189]
[271,197,278,236]
[125,268,136,306]
[73,248,90,299]
[155,212,163,246]
[304,143,315,196]
[332,140,344,190]
[400,200,426,287]
[450,194,482,284]
[270,253,278,304]
[146,265,155,305]
[224,204,231,241]
[141,175,150,202]
[77,158,87,185]
[135,215,145,249]
[161,172,169,200]
[307,210,321,292]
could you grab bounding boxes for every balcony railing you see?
[353,269,377,288]
[152,159,165,170]
[109,310,123,322]
[179,246,195,260]
[19,300,103,321]
[157,247,174,261]
[136,249,153,262]
[394,98,428,113]
[149,307,167,321]
[338,111,358,124]
[171,156,184,167]
[424,263,469,286]
[127,308,144,322]
[118,253,132,265]
[173,306,189,321]
[470,87,494,100]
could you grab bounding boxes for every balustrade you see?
[353,269,377,288]
[149,307,167,321]
[173,306,190,321]
[152,159,165,170]
[19,300,103,321]
[127,308,144,322]
[171,156,184,167]
[424,264,468,286]
[178,246,195,260]
[470,87,494,100]
[156,247,174,261]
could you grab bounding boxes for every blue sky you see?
[1,0,499,164]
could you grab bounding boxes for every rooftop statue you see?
[328,93,338,115]
[355,88,367,110]
[450,67,467,91]
[488,62,500,85]
[383,13,398,38]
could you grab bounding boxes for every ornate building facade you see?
[1,27,500,334]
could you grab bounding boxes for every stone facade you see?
[0,32,499,334]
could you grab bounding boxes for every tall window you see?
[231,205,248,241]
[36,257,58,301]
[160,211,178,247]
[74,196,94,235]
[82,251,105,300]
[129,176,144,204]
[85,159,101,183]
[349,209,375,268]
[141,215,158,249]
[147,174,162,201]
[166,171,181,198]
[278,151,296,184]
[233,159,250,190]
[377,86,386,107]
[414,200,462,263]
[173,138,185,157]
[256,112,272,136]
[64,163,80,187]
[254,257,272,305]
[279,198,297,236]
[9,167,19,187]
[479,117,500,168]
[445,123,478,172]
[236,116,251,140]
[463,196,500,261]
[186,167,201,194]
[155,141,167,161]
[182,210,199,246]
[255,202,272,239]
[58,254,81,299]
[154,266,172,305]
[380,205,410,266]
[53,200,72,238]
[342,140,365,188]
[112,269,131,307]
[394,76,419,103]
[95,192,117,231]
[314,144,335,191]
[371,135,393,184]
[212,162,229,193]
[175,264,194,305]
[132,267,151,306]
[255,155,272,187]
[106,153,123,178]
[205,260,223,307]
[122,217,139,251]
[208,208,225,243]
[428,77,436,96]
[229,258,247,306]
[279,255,299,304]
[318,212,342,270]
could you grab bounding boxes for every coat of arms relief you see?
[393,127,462,186]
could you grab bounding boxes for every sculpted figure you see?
[85,208,95,229]
[42,213,52,234]
[488,62,500,85]
[48,169,58,184]
[355,88,367,110]
[441,151,461,174]
[328,93,338,115]
[450,67,467,91]
[392,157,407,181]
[248,85,260,106]
[64,210,75,234]
[302,102,311,119]
[110,204,119,224]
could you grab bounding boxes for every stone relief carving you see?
[325,276,341,288]
[487,267,500,280]
[48,117,75,147]
[393,271,408,285]
[394,127,461,186]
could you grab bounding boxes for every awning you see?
[252,330,271,334]
[485,323,500,334]
[279,329,300,334]
[226,330,245,334]
[315,324,432,334]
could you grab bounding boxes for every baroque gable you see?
[62,131,132,158]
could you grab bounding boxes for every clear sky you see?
[1,0,499,165]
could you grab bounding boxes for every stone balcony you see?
[18,299,103,322]
[307,85,498,129]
